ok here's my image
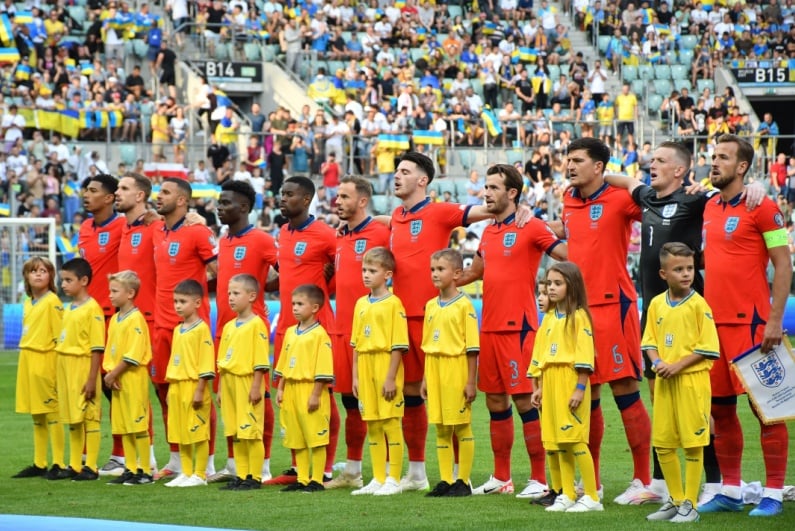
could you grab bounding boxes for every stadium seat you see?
[647,94,663,116]
[638,65,654,81]
[653,79,673,95]
[371,195,389,215]
[631,79,645,99]
[448,5,463,18]
[470,78,483,94]
[674,79,692,92]
[598,36,611,55]
[697,79,715,93]
[388,195,402,212]
[677,49,694,65]
[506,149,524,165]
[547,64,560,80]
[119,145,137,166]
[67,6,87,34]
[216,42,232,60]
[559,64,570,76]
[342,31,352,42]
[457,149,475,170]
[436,179,457,200]
[328,60,345,74]
[132,39,148,58]
[410,48,426,62]
[679,35,698,51]
[244,42,260,61]
[670,65,688,80]
[622,65,638,82]
[455,178,472,199]
[654,65,671,80]
[263,44,280,61]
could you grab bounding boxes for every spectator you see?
[587,59,608,102]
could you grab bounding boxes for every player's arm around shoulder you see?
[604,172,644,196]
[457,252,484,287]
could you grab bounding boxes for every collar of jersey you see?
[164,216,186,233]
[288,215,316,232]
[226,224,254,240]
[368,292,391,304]
[555,309,566,319]
[438,291,464,307]
[666,289,695,307]
[128,213,146,228]
[401,197,431,215]
[296,321,320,335]
[116,307,138,322]
[180,319,203,334]
[92,212,119,229]
[342,216,373,235]
[571,181,609,201]
[495,212,516,227]
[716,192,743,207]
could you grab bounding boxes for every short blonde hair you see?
[108,270,141,296]
[363,247,396,272]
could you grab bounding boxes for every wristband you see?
[575,383,586,391]
[652,359,662,367]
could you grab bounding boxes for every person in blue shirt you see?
[755,112,780,157]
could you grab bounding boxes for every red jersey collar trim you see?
[342,216,373,235]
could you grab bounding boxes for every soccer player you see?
[267,176,338,486]
[216,274,270,491]
[152,178,218,480]
[13,257,65,480]
[350,247,409,496]
[275,285,335,493]
[164,280,215,488]
[388,151,530,490]
[529,262,601,513]
[328,175,390,489]
[458,164,566,498]
[421,249,479,498]
[213,180,278,483]
[698,134,791,517]
[55,258,105,481]
[556,137,654,503]
[78,173,126,475]
[103,271,153,486]
[643,243,719,523]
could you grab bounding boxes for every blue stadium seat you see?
[448,5,463,19]
[559,64,570,76]
[670,65,688,80]
[647,94,663,116]
[677,49,694,65]
[674,79,692,92]
[457,149,475,170]
[371,195,389,215]
[388,196,402,211]
[132,39,148,58]
[506,149,524,165]
[653,79,673,95]
[436,179,457,200]
[631,79,645,99]
[410,48,426,62]
[622,65,638,82]
[455,178,472,199]
[638,65,654,81]
[696,79,715,93]
[244,42,261,61]
[547,64,560,80]
[655,65,672,80]
[679,35,698,51]
[598,36,611,55]
[119,145,137,166]
[67,6,87,34]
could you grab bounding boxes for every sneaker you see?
[374,477,402,496]
[426,481,452,497]
[107,469,135,485]
[45,464,76,480]
[532,489,559,507]
[123,470,154,485]
[575,480,604,501]
[153,467,179,481]
[698,482,722,507]
[165,473,190,487]
[399,475,430,492]
[783,486,795,502]
[516,479,548,500]
[281,482,308,492]
[352,479,383,496]
[12,464,47,478]
[649,478,670,501]
[472,475,514,495]
[72,466,99,482]
[236,475,262,491]
[263,468,297,485]
[566,494,604,512]
[302,480,325,493]
[749,497,783,517]
[180,475,208,488]
[324,472,363,489]
[670,500,700,523]
[443,479,473,497]
[220,477,244,491]
[698,493,744,512]
[98,458,125,477]
[207,467,236,484]
[647,499,680,521]
[546,493,576,512]
[613,478,663,505]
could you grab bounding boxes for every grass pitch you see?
[0,350,793,530]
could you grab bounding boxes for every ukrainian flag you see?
[482,21,497,35]
[0,47,20,64]
[65,57,76,71]
[654,23,671,37]
[80,62,94,76]
[258,30,270,41]
[14,11,34,25]
[253,158,267,168]
[606,155,624,174]
[701,0,714,12]
[214,88,233,108]
[642,8,655,25]
[192,184,221,199]
[0,14,12,46]
[14,63,32,81]
[0,203,9,217]
[60,109,81,138]
[56,233,80,261]
[377,134,410,150]
[63,179,79,197]
[395,0,406,8]
[519,47,538,63]
[108,110,123,128]
[412,130,444,145]
[481,107,502,136]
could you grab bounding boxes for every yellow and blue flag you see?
[0,203,9,217]
[412,130,444,145]
[377,134,410,150]
[0,14,12,46]
[481,107,502,136]
[56,233,80,261]
[518,47,538,63]
[14,11,34,24]
[0,47,20,64]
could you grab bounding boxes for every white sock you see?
[261,458,270,478]
[722,484,742,499]
[205,455,215,476]
[650,478,668,493]
[149,445,157,468]
[110,454,125,464]
[168,451,181,471]
[226,457,236,474]
[763,487,783,502]
[345,460,362,476]
[408,461,426,479]
[452,463,459,481]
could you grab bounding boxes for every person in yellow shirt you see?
[214,108,240,161]
[371,139,397,195]
[614,82,638,146]
[44,10,66,48]
[150,102,170,161]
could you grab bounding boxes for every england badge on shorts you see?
[354,239,367,255]
[724,216,739,233]
[589,204,603,221]
[234,246,247,261]
[295,242,307,256]
[98,232,110,246]
[410,219,423,236]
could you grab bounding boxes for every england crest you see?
[130,233,142,248]
[662,204,678,218]
[410,219,423,236]
[168,242,180,257]
[354,239,367,255]
[234,246,247,261]
[503,232,517,248]
[295,242,307,256]
[724,216,740,234]
[752,353,785,388]
[98,232,110,246]
[589,204,603,221]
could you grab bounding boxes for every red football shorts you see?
[404,317,426,384]
[711,324,761,398]
[478,331,534,395]
[332,334,354,395]
[590,303,642,385]
[151,325,173,385]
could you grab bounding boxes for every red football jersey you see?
[78,214,124,317]
[390,199,472,317]
[153,218,217,330]
[478,215,562,332]
[117,218,162,322]
[335,217,391,336]
[277,216,336,334]
[216,225,278,337]
[704,194,786,325]
[562,183,641,306]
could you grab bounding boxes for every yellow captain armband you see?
[763,228,788,249]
